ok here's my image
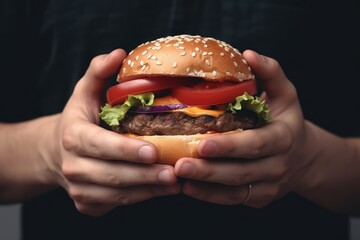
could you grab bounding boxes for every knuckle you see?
[68,187,86,203]
[115,191,130,205]
[107,172,125,187]
[89,55,103,69]
[75,203,107,217]
[62,127,77,152]
[247,131,266,157]
[271,163,287,181]
[61,160,78,181]
[277,124,293,152]
[86,128,105,157]
[232,192,247,205]
[233,170,250,186]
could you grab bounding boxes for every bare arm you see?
[296,122,360,214]
[0,116,60,202]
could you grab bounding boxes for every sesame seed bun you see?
[118,34,254,82]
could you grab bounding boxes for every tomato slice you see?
[171,79,257,105]
[107,77,191,106]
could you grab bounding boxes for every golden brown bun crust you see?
[118,35,254,83]
[125,130,243,165]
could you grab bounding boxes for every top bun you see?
[118,35,254,82]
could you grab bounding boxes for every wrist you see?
[292,121,324,194]
[37,114,65,188]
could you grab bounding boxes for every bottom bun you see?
[124,130,243,165]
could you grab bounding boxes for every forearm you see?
[0,115,61,203]
[296,121,360,215]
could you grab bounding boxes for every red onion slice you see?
[130,104,187,113]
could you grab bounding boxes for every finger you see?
[182,180,279,207]
[71,183,181,217]
[198,121,292,159]
[243,50,296,101]
[78,48,127,97]
[175,155,285,186]
[62,120,158,163]
[62,156,178,187]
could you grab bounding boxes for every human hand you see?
[46,49,180,216]
[174,50,316,208]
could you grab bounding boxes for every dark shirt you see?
[1,0,359,239]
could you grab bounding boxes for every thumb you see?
[243,50,295,100]
[79,48,127,97]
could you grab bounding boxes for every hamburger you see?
[100,35,270,165]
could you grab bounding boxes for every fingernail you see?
[158,169,173,184]
[199,140,218,157]
[179,162,194,177]
[138,145,156,163]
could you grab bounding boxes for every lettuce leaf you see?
[99,93,154,126]
[228,92,271,125]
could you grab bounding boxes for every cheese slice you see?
[173,107,224,118]
[153,95,224,118]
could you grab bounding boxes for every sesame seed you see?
[130,61,134,67]
[234,48,241,55]
[127,60,132,65]
[202,52,207,56]
[135,55,139,61]
[205,59,210,66]
[220,52,225,57]
[195,47,200,52]
[224,46,230,52]
[180,52,186,56]
[212,70,217,77]
[198,70,205,77]
[150,55,157,60]
[242,59,248,64]
[179,46,185,50]
[236,72,245,80]
[141,50,148,56]
[208,52,213,56]
[156,61,162,66]
[230,53,235,58]
[226,72,232,76]
[173,43,179,47]
[186,68,190,73]
[140,61,144,66]
[233,61,238,67]
[155,42,161,46]
[204,44,208,48]
[172,62,178,68]
[191,52,196,57]
[147,54,152,59]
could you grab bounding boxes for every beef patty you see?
[112,110,258,135]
